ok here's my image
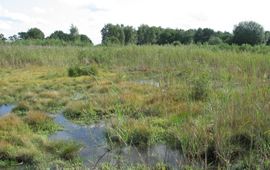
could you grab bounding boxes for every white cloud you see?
[56,0,91,7]
[0,7,31,23]
[0,0,270,44]
[0,20,11,30]
[33,7,46,14]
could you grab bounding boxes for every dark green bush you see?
[68,65,97,77]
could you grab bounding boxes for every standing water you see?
[0,104,15,117]
[49,114,108,165]
[50,114,183,168]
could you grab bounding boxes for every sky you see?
[0,0,269,44]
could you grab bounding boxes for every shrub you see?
[208,36,223,45]
[172,41,181,46]
[68,65,97,77]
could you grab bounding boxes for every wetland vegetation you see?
[1,44,270,169]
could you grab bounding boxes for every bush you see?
[208,36,223,45]
[172,41,181,46]
[68,65,98,77]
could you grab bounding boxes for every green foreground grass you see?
[1,44,270,169]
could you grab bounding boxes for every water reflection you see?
[50,114,183,168]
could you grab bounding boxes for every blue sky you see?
[0,0,269,44]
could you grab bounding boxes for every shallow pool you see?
[50,114,183,168]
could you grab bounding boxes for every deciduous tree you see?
[233,21,264,45]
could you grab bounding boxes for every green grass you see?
[24,111,60,134]
[1,44,270,169]
[0,115,81,168]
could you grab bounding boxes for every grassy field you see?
[0,44,270,169]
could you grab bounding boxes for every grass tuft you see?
[45,141,82,161]
[24,111,60,134]
[12,101,30,116]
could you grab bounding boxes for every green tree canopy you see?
[49,30,71,41]
[18,32,28,39]
[123,26,137,45]
[157,28,177,45]
[181,29,196,44]
[8,35,18,41]
[26,28,45,39]
[80,34,93,44]
[101,24,125,45]
[0,33,6,41]
[70,24,79,37]
[137,25,161,45]
[208,36,223,45]
[265,31,270,45]
[215,31,233,44]
[69,24,80,41]
[194,28,215,44]
[233,21,264,45]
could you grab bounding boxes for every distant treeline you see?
[0,21,270,46]
[101,21,270,46]
[0,25,93,46]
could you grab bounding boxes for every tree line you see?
[0,21,270,46]
[1,25,93,45]
[101,21,270,46]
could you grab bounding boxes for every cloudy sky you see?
[0,0,269,44]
